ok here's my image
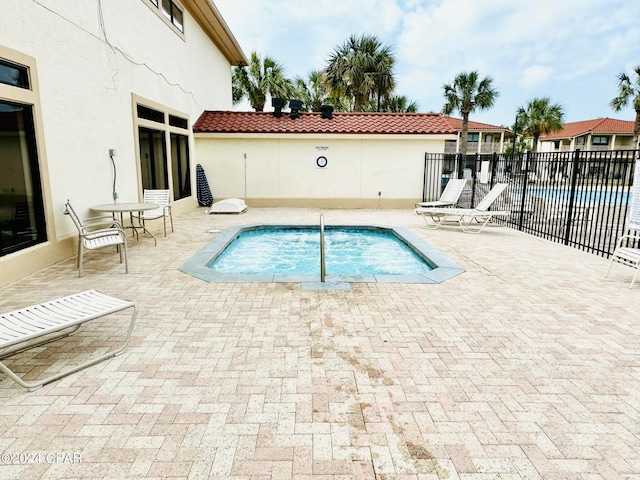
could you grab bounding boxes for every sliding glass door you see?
[0,100,46,256]
[138,127,168,190]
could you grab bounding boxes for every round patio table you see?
[90,203,158,246]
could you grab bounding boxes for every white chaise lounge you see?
[0,290,137,391]
[415,183,510,233]
[605,224,640,287]
[415,178,467,208]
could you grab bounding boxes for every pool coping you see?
[178,223,465,284]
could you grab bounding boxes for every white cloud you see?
[518,65,554,90]
[213,0,640,123]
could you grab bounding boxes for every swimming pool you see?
[179,224,464,284]
[530,187,632,205]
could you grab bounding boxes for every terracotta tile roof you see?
[541,117,634,140]
[442,116,510,132]
[193,111,457,135]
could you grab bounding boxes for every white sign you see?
[480,161,490,184]
[629,159,640,231]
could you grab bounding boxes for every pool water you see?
[531,188,631,205]
[209,228,433,276]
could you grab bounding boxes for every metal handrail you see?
[319,213,326,282]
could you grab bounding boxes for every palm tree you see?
[516,97,564,152]
[380,95,418,113]
[442,71,499,154]
[372,47,396,111]
[325,94,355,113]
[610,65,640,148]
[293,71,329,112]
[232,51,294,111]
[325,34,395,112]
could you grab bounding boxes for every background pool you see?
[530,187,631,205]
[209,228,433,276]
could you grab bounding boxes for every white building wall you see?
[195,134,451,208]
[0,0,235,286]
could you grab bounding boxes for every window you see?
[145,0,184,35]
[137,104,165,124]
[467,133,479,142]
[0,101,47,256]
[592,136,609,145]
[169,114,188,129]
[171,134,191,200]
[0,59,29,89]
[161,0,184,32]
[135,99,191,202]
[484,134,493,143]
[139,127,168,190]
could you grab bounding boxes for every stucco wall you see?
[0,0,234,286]
[195,134,450,208]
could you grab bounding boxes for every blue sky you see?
[214,0,639,127]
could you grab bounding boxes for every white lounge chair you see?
[605,225,640,287]
[415,183,510,233]
[415,178,467,208]
[0,290,137,390]
[133,189,173,236]
[64,200,128,277]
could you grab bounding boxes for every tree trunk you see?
[634,109,640,149]
[460,113,469,155]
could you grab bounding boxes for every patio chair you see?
[415,178,467,208]
[414,183,510,233]
[133,189,173,236]
[64,200,128,277]
[605,225,640,287]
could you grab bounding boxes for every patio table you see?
[91,202,158,246]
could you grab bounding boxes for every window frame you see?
[0,46,51,258]
[144,0,185,38]
[162,0,184,33]
[592,135,609,145]
[0,59,30,89]
[132,94,192,203]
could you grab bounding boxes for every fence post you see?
[490,152,498,189]
[518,151,532,231]
[422,153,428,202]
[564,149,581,245]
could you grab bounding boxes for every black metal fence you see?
[422,150,639,257]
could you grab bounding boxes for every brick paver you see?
[0,207,638,479]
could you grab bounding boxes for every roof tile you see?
[193,111,458,135]
[442,116,510,132]
[541,117,634,140]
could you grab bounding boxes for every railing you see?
[319,213,326,282]
[422,149,639,257]
[444,142,504,154]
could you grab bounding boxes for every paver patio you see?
[0,207,638,480]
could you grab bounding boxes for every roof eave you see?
[182,0,248,66]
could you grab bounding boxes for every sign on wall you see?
[308,146,329,169]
